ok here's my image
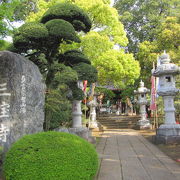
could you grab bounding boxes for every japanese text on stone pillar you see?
[20,75,26,114]
[0,83,11,142]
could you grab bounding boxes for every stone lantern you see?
[88,94,98,128]
[152,52,180,144]
[134,80,151,129]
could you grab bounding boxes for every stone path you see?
[95,129,180,180]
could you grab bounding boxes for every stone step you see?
[98,120,137,123]
[102,126,134,129]
[97,118,140,121]
[98,121,135,125]
[99,122,137,127]
[98,119,138,123]
[97,115,140,129]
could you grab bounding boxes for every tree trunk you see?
[44,64,55,131]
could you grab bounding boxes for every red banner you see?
[83,80,88,92]
[150,76,157,110]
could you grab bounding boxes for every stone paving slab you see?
[95,129,180,180]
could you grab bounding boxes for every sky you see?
[111,0,115,6]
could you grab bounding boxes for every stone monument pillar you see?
[72,80,83,128]
[134,81,151,129]
[152,52,180,144]
[0,51,45,150]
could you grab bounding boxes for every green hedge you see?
[3,131,98,180]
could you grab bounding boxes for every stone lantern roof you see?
[153,52,180,77]
[152,52,179,96]
[134,80,150,94]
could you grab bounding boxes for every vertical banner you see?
[150,75,157,111]
[83,80,88,92]
[150,63,157,128]
[156,57,161,97]
[83,80,88,121]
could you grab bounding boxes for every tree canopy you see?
[137,16,180,86]
[27,0,140,88]
[114,0,180,88]
[114,0,180,53]
[0,0,38,38]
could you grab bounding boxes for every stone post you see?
[89,95,98,128]
[72,80,83,128]
[152,52,180,144]
[72,100,82,128]
[134,81,151,129]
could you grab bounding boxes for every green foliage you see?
[137,41,159,86]
[120,87,135,100]
[0,0,20,37]
[4,131,98,180]
[13,22,48,51]
[27,0,140,88]
[45,64,78,129]
[71,86,85,101]
[52,63,78,87]
[115,0,179,87]
[137,16,180,87]
[0,40,11,50]
[73,63,98,84]
[62,49,91,66]
[94,49,140,88]
[0,0,38,38]
[45,89,72,129]
[95,87,115,102]
[45,19,80,43]
[114,0,180,53]
[157,17,180,63]
[41,2,92,32]
[11,2,94,130]
[18,22,48,39]
[13,0,38,21]
[175,100,180,116]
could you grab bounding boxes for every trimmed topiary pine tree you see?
[11,2,97,130]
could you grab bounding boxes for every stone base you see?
[136,120,151,130]
[155,124,180,144]
[55,127,96,144]
[89,121,98,128]
[154,135,180,144]
[69,127,91,139]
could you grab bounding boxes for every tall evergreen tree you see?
[12,2,97,130]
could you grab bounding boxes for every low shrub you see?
[3,131,98,180]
